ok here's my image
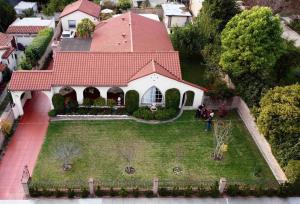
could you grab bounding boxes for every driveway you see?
[0,92,50,199]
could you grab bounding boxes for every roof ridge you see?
[129,12,133,52]
[56,51,179,54]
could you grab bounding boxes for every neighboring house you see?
[0,33,17,71]
[14,1,38,15]
[59,0,100,32]
[6,17,55,48]
[9,12,206,117]
[162,3,192,33]
[189,0,204,17]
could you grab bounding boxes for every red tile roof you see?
[0,33,13,47]
[9,71,53,91]
[2,47,15,59]
[90,12,174,52]
[6,26,47,34]
[0,64,7,72]
[60,0,100,18]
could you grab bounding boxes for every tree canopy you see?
[76,18,95,38]
[220,7,284,79]
[0,0,16,32]
[257,84,300,165]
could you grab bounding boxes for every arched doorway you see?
[107,87,124,106]
[59,86,78,105]
[183,91,195,106]
[83,87,100,100]
[141,86,163,105]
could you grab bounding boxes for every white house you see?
[9,12,207,117]
[162,3,192,33]
[6,17,55,48]
[59,0,100,32]
[189,0,204,17]
[14,1,38,15]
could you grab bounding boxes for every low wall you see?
[204,96,287,184]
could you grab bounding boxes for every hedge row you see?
[133,107,177,121]
[49,107,127,116]
[21,28,53,69]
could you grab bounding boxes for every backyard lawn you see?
[31,111,276,187]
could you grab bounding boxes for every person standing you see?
[205,111,214,131]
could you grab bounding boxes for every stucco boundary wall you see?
[205,96,287,184]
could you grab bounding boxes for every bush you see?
[165,89,180,109]
[206,81,235,101]
[94,97,106,106]
[42,188,53,197]
[144,190,154,198]
[285,160,300,184]
[52,94,65,113]
[83,98,93,107]
[132,187,139,197]
[65,98,78,112]
[109,187,117,197]
[55,188,64,198]
[67,188,76,198]
[81,188,89,198]
[158,187,170,196]
[226,184,240,196]
[25,28,53,66]
[107,99,116,108]
[95,186,103,197]
[102,0,116,9]
[133,107,177,121]
[48,110,57,117]
[184,186,193,197]
[125,90,139,114]
[119,187,128,197]
[19,57,32,70]
[117,0,131,10]
[172,186,180,197]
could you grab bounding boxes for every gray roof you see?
[162,3,191,17]
[60,38,92,51]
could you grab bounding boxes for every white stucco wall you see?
[0,50,17,72]
[14,34,37,47]
[189,0,204,17]
[60,11,99,31]
[163,15,191,33]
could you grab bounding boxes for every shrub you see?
[184,186,193,197]
[81,188,89,198]
[197,185,208,197]
[132,187,139,197]
[226,184,240,196]
[102,0,116,9]
[209,181,220,197]
[95,186,103,197]
[119,187,128,197]
[19,57,32,70]
[77,18,95,38]
[94,97,106,106]
[133,107,177,121]
[109,187,116,197]
[29,186,40,197]
[285,160,300,184]
[154,108,177,120]
[125,90,139,114]
[107,99,116,108]
[42,188,53,197]
[25,28,53,66]
[0,120,12,136]
[52,94,65,113]
[144,190,154,198]
[83,98,93,107]
[165,89,180,109]
[158,187,169,196]
[206,81,235,101]
[55,188,64,198]
[67,188,76,198]
[65,99,78,112]
[171,186,180,197]
[117,0,131,10]
[48,110,57,117]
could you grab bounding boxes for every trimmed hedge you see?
[125,90,139,114]
[165,89,180,109]
[59,107,127,115]
[93,97,106,106]
[133,107,177,121]
[52,94,64,113]
[25,28,53,66]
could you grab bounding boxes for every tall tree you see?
[76,18,95,38]
[0,0,16,32]
[220,7,284,79]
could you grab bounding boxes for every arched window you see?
[141,86,163,105]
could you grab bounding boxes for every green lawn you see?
[32,111,276,187]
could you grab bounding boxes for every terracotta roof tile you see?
[60,0,100,18]
[2,47,15,59]
[0,64,7,72]
[0,33,13,46]
[9,71,53,91]
[90,12,174,52]
[6,26,47,34]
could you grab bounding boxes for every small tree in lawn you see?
[117,141,136,174]
[55,139,81,171]
[213,120,232,160]
[76,18,95,38]
[173,144,184,175]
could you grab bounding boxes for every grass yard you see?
[32,111,276,187]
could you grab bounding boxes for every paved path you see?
[0,92,50,200]
[0,197,300,204]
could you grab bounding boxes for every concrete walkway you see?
[0,198,300,204]
[0,92,50,200]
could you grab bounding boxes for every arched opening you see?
[184,91,195,106]
[59,86,78,105]
[107,87,124,106]
[83,87,100,100]
[141,86,163,105]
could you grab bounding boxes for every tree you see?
[43,0,75,16]
[0,0,16,32]
[54,139,80,171]
[52,93,65,113]
[220,7,284,79]
[257,84,300,165]
[125,90,139,114]
[165,88,180,110]
[76,18,95,38]
[117,141,136,174]
[213,120,232,160]
[117,0,131,11]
